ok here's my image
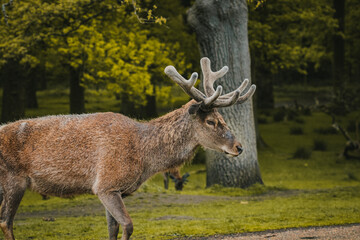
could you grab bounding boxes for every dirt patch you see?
[152,215,196,221]
[179,224,360,240]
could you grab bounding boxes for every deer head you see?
[165,57,256,157]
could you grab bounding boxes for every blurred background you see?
[1,0,360,238]
[1,0,359,186]
[1,0,358,122]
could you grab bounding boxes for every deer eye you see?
[206,120,216,126]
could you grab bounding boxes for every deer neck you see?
[139,102,199,175]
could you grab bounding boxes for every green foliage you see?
[0,0,193,111]
[249,0,337,76]
[345,0,360,82]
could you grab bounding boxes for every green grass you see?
[1,87,360,239]
[11,187,360,240]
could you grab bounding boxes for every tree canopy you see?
[0,0,191,118]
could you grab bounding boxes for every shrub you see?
[258,116,268,124]
[287,109,299,121]
[290,126,304,135]
[293,147,312,159]
[302,107,312,116]
[314,127,338,135]
[273,109,286,122]
[294,118,305,124]
[313,139,327,151]
[346,172,358,181]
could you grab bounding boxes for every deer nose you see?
[236,145,243,155]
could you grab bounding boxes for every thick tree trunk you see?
[1,61,26,123]
[188,0,263,188]
[69,67,85,114]
[333,0,345,97]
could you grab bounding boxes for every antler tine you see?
[200,57,229,96]
[212,91,240,108]
[164,66,205,102]
[211,82,256,108]
[219,79,250,99]
[203,86,223,106]
[236,84,256,104]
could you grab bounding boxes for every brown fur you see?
[0,100,242,240]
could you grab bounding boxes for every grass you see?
[1,87,360,239]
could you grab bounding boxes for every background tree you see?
[248,0,337,110]
[0,0,188,119]
[332,0,345,98]
[188,0,263,188]
[345,0,360,83]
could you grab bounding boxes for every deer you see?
[0,57,256,240]
[162,167,190,191]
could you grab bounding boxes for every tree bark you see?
[333,0,345,97]
[69,66,85,114]
[1,61,26,123]
[188,0,263,188]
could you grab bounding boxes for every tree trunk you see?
[119,93,157,120]
[188,0,263,188]
[333,0,345,97]
[26,76,39,109]
[139,88,158,119]
[1,61,26,123]
[69,66,85,114]
[119,93,137,118]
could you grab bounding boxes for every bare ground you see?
[180,224,360,240]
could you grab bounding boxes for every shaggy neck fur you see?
[138,101,199,178]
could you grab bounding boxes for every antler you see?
[164,65,223,105]
[164,57,256,109]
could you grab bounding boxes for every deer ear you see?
[188,103,201,115]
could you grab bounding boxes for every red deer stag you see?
[0,57,255,240]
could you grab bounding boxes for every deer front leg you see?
[106,210,120,240]
[0,176,27,240]
[98,192,133,240]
